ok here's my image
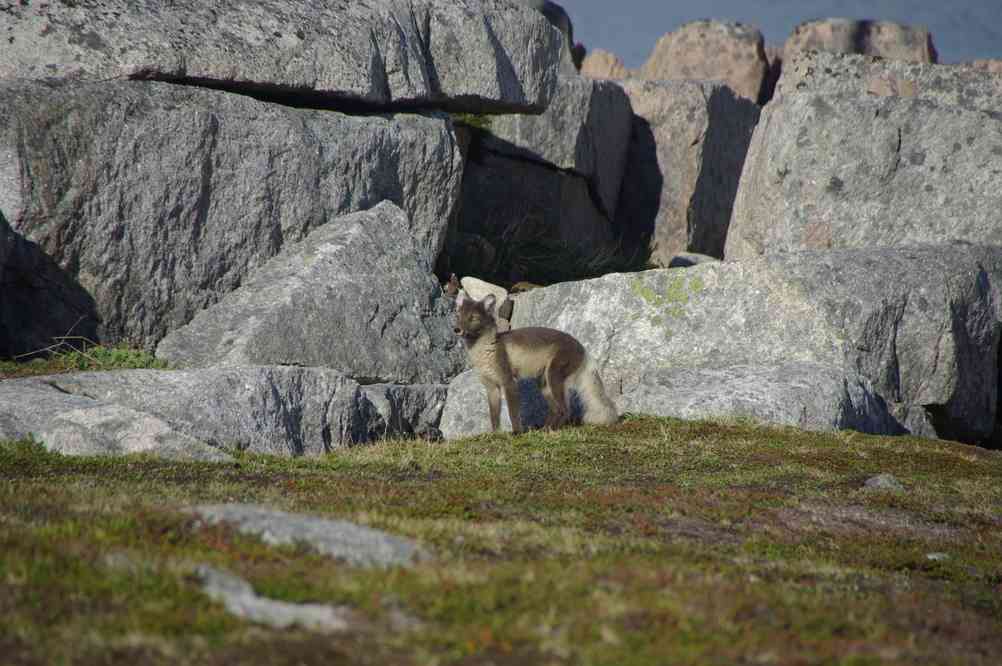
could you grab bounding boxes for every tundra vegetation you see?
[3,416,1000,664]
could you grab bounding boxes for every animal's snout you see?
[453,326,462,335]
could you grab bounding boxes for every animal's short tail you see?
[568,355,619,425]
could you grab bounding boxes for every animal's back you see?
[499,327,585,379]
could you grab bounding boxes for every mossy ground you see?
[2,416,1000,665]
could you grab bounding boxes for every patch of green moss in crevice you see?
[450,112,494,133]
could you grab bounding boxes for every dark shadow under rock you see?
[0,214,98,359]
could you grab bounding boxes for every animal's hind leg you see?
[543,364,570,428]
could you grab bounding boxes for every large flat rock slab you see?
[0,377,231,462]
[0,0,562,113]
[1,367,448,457]
[725,92,1002,261]
[619,364,901,435]
[156,202,464,384]
[0,80,462,355]
[510,245,1002,443]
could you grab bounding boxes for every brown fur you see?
[455,293,616,432]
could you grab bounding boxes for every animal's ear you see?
[482,294,497,313]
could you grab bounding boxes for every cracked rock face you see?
[156,202,465,384]
[614,80,760,265]
[484,76,633,219]
[0,80,463,355]
[0,0,562,114]
[725,92,1002,261]
[448,76,631,284]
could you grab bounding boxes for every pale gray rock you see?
[439,369,551,439]
[484,77,633,217]
[865,473,906,493]
[510,245,1002,442]
[460,277,508,305]
[777,51,1002,110]
[43,368,364,455]
[39,406,233,462]
[640,20,769,103]
[459,278,511,332]
[191,504,427,567]
[726,93,1002,261]
[784,18,937,64]
[615,80,759,265]
[0,378,231,462]
[0,0,562,113]
[2,367,448,457]
[0,80,462,355]
[156,202,464,384]
[196,565,352,632]
[513,0,578,74]
[619,364,901,435]
[358,383,449,441]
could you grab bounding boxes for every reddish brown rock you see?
[581,48,629,80]
[640,20,769,104]
[968,59,1002,75]
[784,18,937,64]
[615,80,760,265]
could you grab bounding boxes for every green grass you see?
[451,112,494,132]
[2,416,1001,664]
[0,343,167,379]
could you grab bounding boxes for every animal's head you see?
[454,293,497,342]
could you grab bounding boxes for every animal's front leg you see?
[486,384,502,431]
[503,380,523,434]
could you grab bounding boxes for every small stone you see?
[190,504,428,568]
[196,565,352,632]
[925,552,949,562]
[460,277,509,308]
[864,474,905,492]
